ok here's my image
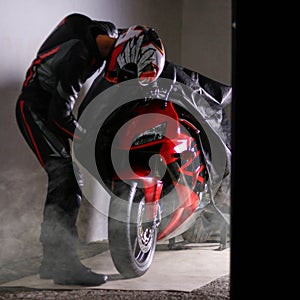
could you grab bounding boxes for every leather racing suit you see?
[15,13,118,274]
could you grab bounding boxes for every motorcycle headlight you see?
[132,122,167,146]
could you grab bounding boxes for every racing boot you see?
[39,244,108,286]
[40,223,107,286]
[52,255,108,286]
[53,226,108,286]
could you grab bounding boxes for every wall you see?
[0,0,182,87]
[182,0,232,85]
[0,0,231,264]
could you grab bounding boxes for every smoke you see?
[0,167,47,266]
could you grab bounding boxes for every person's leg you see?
[41,157,108,285]
[40,157,81,276]
[15,97,107,286]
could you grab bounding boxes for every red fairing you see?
[113,100,180,150]
[157,182,199,241]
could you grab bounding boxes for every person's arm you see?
[48,41,88,140]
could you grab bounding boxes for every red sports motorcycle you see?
[75,66,231,279]
[92,95,218,278]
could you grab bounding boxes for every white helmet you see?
[105,25,165,85]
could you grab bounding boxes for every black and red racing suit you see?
[15,13,118,255]
[16,13,117,165]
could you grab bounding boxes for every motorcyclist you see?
[15,15,166,286]
[15,13,118,286]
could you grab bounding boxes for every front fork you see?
[140,178,163,227]
[112,174,163,227]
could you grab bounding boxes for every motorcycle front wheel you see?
[108,181,158,278]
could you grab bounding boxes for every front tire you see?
[108,181,158,278]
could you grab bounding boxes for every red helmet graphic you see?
[105,25,165,85]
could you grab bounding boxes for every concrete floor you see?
[0,242,230,292]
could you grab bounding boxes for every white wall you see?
[0,0,182,87]
[182,0,232,85]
